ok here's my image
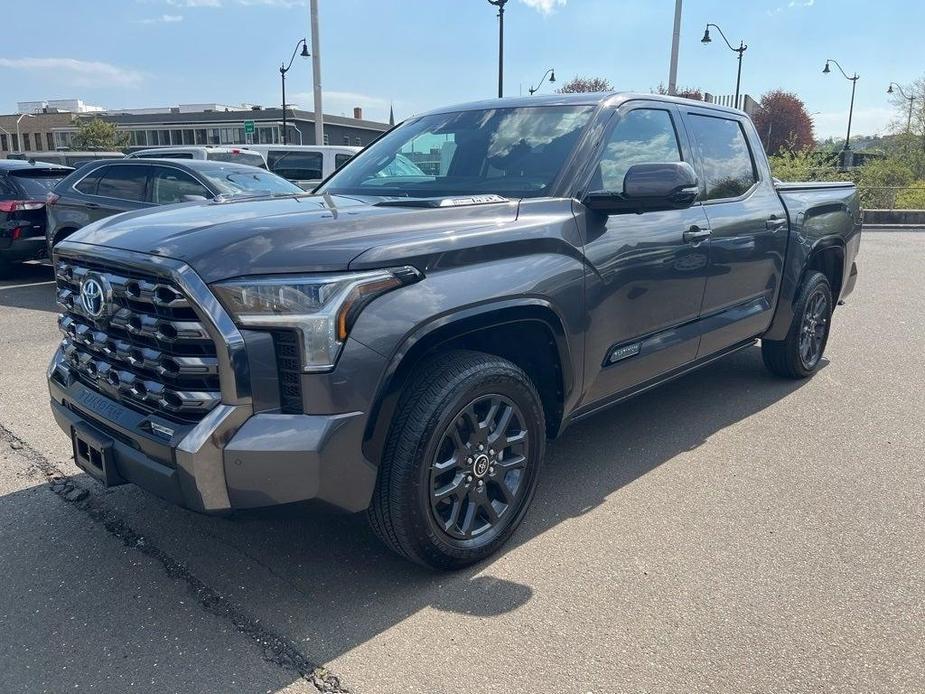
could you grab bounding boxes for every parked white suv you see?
[126,146,267,169]
[245,145,359,190]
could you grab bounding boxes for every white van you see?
[244,145,360,190]
[126,146,267,170]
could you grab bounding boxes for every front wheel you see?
[762,271,833,379]
[368,350,545,570]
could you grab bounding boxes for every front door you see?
[681,109,789,355]
[579,103,712,407]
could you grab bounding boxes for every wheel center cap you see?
[472,454,490,479]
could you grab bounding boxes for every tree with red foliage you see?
[752,90,814,155]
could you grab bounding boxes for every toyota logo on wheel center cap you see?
[472,454,491,478]
[79,273,111,319]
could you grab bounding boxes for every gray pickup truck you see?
[48,93,860,569]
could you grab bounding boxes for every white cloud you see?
[518,0,566,15]
[0,57,144,87]
[135,13,184,23]
[788,0,814,6]
[236,0,305,7]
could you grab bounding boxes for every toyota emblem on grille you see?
[79,274,111,319]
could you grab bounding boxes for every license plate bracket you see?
[71,423,125,487]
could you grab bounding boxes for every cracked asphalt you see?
[0,230,922,693]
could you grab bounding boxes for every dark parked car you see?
[0,159,73,274]
[45,158,303,250]
[48,93,861,569]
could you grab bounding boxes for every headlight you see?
[213,267,421,372]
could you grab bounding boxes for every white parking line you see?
[0,280,56,290]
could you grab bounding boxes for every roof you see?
[72,107,390,132]
[79,158,263,172]
[0,159,73,171]
[417,91,746,118]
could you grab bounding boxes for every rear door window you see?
[149,166,211,204]
[95,165,149,201]
[266,150,324,180]
[685,114,758,200]
[206,150,266,169]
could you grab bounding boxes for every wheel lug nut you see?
[467,457,473,464]
[478,444,484,451]
[489,466,495,474]
[489,448,495,456]
[467,475,473,482]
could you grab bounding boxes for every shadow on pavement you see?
[0,261,57,314]
[28,343,816,679]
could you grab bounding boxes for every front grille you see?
[55,258,221,423]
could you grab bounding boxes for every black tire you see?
[762,271,833,379]
[368,350,545,570]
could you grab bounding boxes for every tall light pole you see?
[16,113,34,153]
[488,0,509,98]
[667,0,682,95]
[823,59,859,150]
[701,23,747,109]
[310,0,324,145]
[528,68,556,96]
[887,82,915,133]
[279,38,310,145]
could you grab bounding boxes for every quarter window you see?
[150,167,210,204]
[334,153,352,169]
[95,165,148,200]
[74,169,102,194]
[685,114,757,200]
[594,109,681,193]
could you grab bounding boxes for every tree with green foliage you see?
[555,76,613,94]
[653,83,705,101]
[71,118,130,151]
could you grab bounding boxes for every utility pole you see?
[310,0,324,145]
[668,0,682,95]
[488,0,508,98]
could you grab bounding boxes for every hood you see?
[65,194,520,283]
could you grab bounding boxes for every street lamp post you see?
[528,68,556,96]
[488,0,509,98]
[823,59,859,151]
[279,38,310,145]
[887,82,915,133]
[701,23,747,110]
[16,113,34,153]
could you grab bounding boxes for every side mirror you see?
[583,161,700,215]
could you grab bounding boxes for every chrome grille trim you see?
[55,256,223,422]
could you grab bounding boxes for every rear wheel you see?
[762,271,833,378]
[368,350,545,569]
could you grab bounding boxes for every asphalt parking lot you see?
[0,230,922,693]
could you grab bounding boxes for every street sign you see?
[243,120,255,135]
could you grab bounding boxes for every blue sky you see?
[1,0,920,139]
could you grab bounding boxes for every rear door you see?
[681,108,789,355]
[84,164,153,222]
[579,102,713,405]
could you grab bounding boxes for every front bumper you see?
[0,237,46,262]
[48,351,376,513]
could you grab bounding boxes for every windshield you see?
[319,105,594,199]
[198,166,304,197]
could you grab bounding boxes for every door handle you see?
[84,202,100,209]
[683,226,712,243]
[766,216,787,231]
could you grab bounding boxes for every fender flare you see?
[360,297,576,465]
